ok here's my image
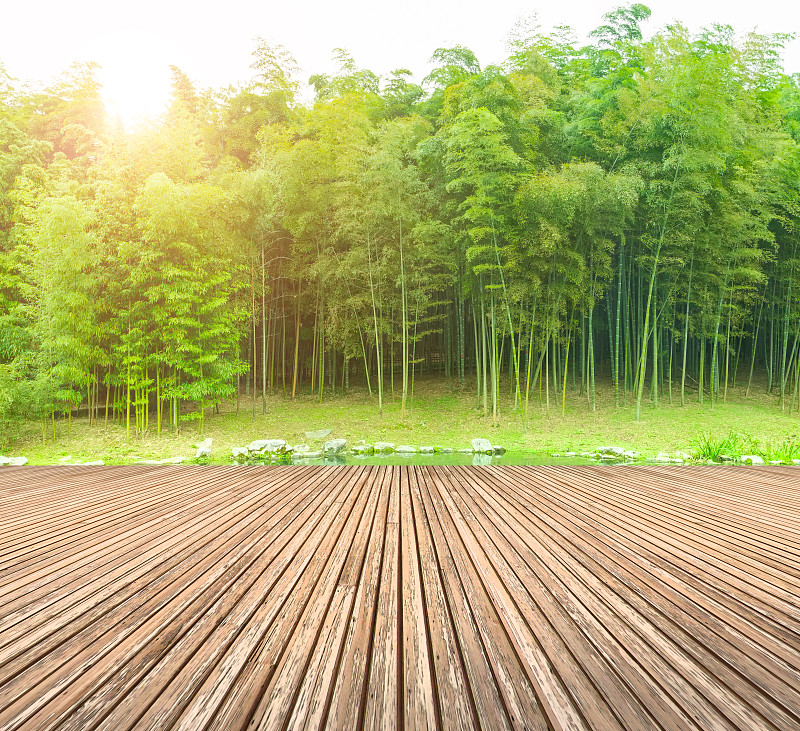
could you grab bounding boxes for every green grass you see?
[3,374,800,465]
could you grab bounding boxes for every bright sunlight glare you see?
[83,30,181,130]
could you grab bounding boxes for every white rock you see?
[247,440,270,453]
[194,437,213,459]
[491,445,506,455]
[675,451,692,460]
[740,455,764,466]
[305,428,333,440]
[420,446,434,454]
[374,442,395,453]
[396,445,417,454]
[471,438,492,454]
[232,447,248,459]
[323,438,347,454]
[83,460,104,466]
[264,439,288,453]
[245,439,287,454]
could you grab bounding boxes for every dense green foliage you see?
[2,6,800,437]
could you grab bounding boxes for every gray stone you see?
[671,458,684,464]
[247,439,270,453]
[675,451,692,461]
[246,439,287,454]
[471,438,492,454]
[769,459,783,465]
[83,460,104,466]
[396,445,417,454]
[472,453,492,466]
[194,437,213,459]
[792,459,800,466]
[491,445,506,455]
[305,451,322,459]
[266,439,288,453]
[323,438,347,454]
[293,444,311,454]
[458,448,473,454]
[232,447,248,460]
[162,456,185,464]
[652,453,671,463]
[0,456,28,466]
[59,455,72,463]
[352,444,374,455]
[374,442,395,453]
[599,446,625,456]
[420,446,435,454]
[740,454,764,466]
[305,428,333,441]
[563,451,577,457]
[579,451,594,458]
[622,450,639,459]
[437,447,454,454]
[600,454,619,461]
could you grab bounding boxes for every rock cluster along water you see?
[226,435,514,463]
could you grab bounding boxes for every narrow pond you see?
[291,452,604,467]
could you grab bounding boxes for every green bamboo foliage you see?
[2,10,800,434]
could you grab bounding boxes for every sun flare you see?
[88,30,174,129]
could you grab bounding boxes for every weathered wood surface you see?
[1,464,799,730]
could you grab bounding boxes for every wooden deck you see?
[1,464,799,730]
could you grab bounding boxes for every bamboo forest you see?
[2,3,800,440]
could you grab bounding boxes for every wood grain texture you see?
[1,464,799,730]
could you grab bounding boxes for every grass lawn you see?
[3,373,800,465]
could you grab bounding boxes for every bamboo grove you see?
[2,4,800,437]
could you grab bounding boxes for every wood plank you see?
[2,464,800,731]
